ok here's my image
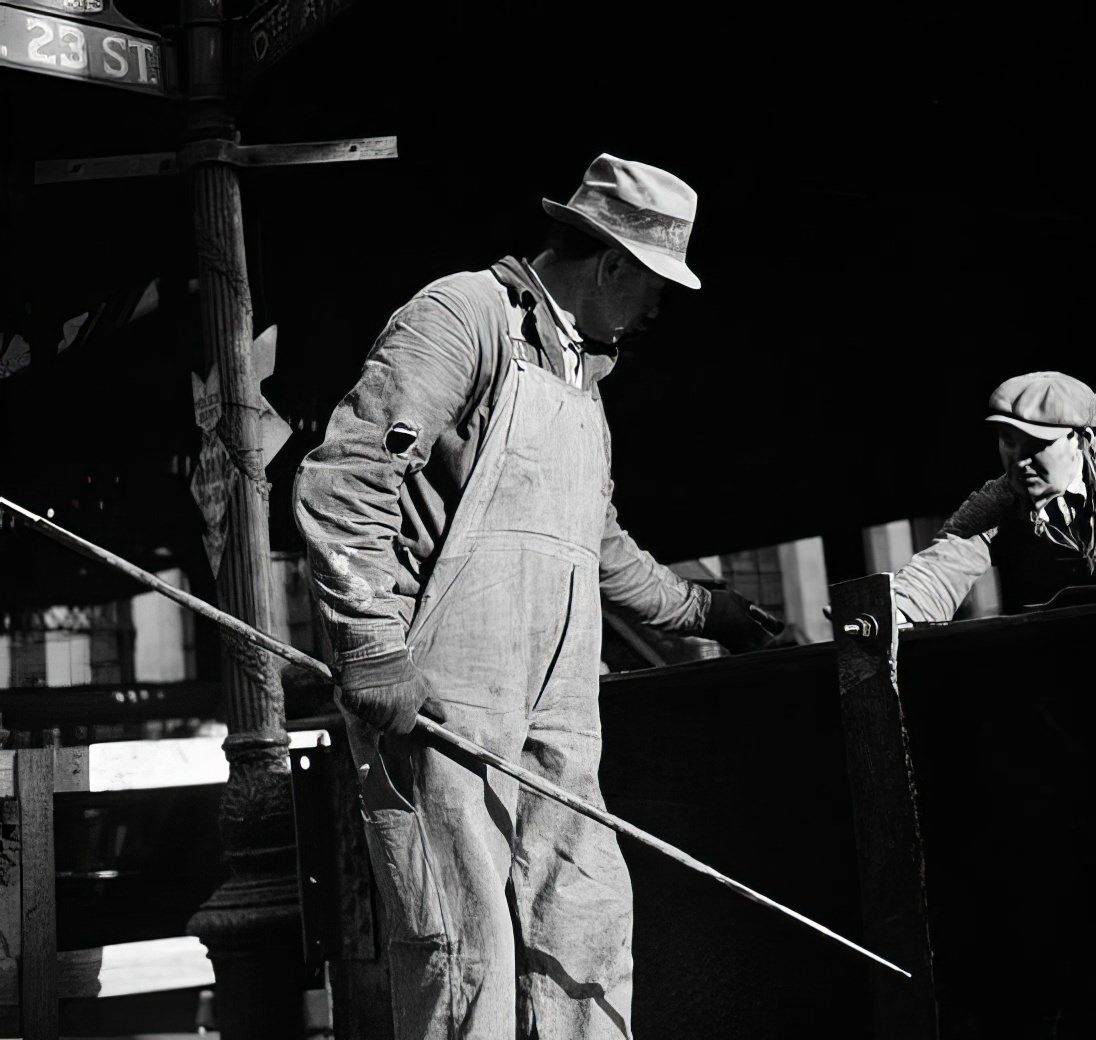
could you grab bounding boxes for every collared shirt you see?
[1032,472,1087,550]
[894,472,1096,623]
[520,259,585,387]
[293,256,706,670]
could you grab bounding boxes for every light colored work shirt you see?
[520,259,584,387]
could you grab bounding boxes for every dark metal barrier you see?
[598,643,870,1038]
[598,590,1096,1039]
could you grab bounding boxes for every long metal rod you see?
[0,497,328,679]
[0,496,911,978]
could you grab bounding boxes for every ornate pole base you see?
[189,745,305,1040]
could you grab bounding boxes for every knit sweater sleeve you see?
[893,477,1017,623]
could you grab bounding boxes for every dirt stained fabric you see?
[342,348,634,1039]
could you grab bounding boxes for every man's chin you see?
[1022,483,1055,510]
[1012,475,1047,504]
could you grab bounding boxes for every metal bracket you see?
[34,134,398,184]
[177,135,398,171]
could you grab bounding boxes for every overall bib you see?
[342,348,634,1039]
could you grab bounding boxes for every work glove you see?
[701,588,786,653]
[335,647,431,735]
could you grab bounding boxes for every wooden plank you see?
[0,754,14,802]
[17,748,57,1040]
[0,794,20,1023]
[56,947,103,1000]
[4,935,214,1004]
[53,739,226,792]
[34,151,178,184]
[46,730,329,794]
[58,936,213,999]
[831,573,939,1039]
[227,136,397,168]
[5,732,330,798]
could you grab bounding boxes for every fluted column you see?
[180,3,303,1037]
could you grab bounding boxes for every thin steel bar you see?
[0,496,911,978]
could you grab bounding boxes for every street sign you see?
[246,0,353,81]
[0,0,166,95]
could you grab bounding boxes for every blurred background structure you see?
[0,3,1090,1038]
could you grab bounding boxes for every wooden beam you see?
[34,135,398,185]
[0,790,21,1034]
[58,936,214,999]
[0,730,329,797]
[831,573,938,1039]
[18,748,57,1040]
[0,936,215,1003]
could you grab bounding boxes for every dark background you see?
[1,7,1092,1038]
[1,1,1091,606]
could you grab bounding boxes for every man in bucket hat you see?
[894,370,1096,622]
[293,154,785,1039]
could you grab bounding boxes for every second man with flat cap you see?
[895,369,1096,621]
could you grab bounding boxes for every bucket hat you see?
[542,153,700,289]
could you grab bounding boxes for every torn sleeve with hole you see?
[293,276,499,664]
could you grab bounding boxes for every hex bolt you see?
[843,614,879,638]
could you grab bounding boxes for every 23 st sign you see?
[0,1,165,95]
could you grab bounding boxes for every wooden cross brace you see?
[34,133,398,184]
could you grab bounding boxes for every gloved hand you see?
[701,588,786,652]
[335,648,431,735]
